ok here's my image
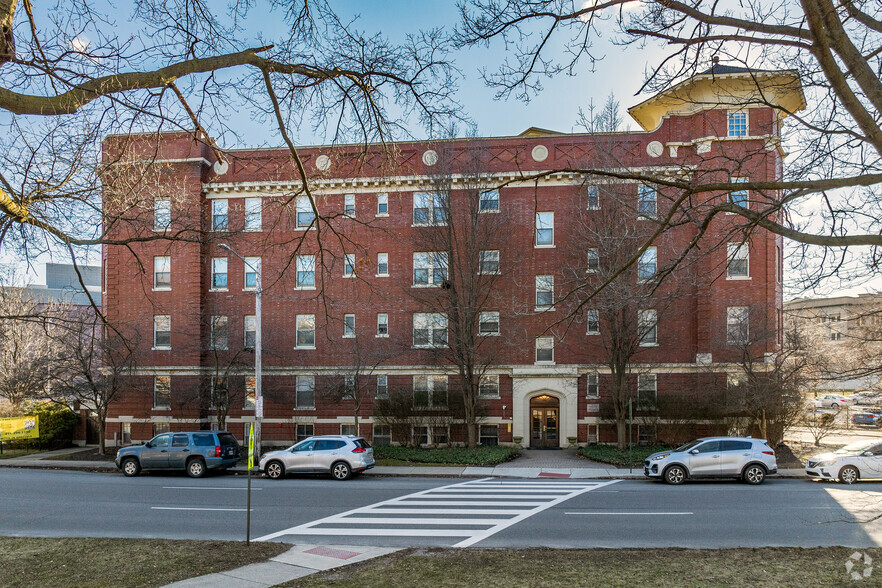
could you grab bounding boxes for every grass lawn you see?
[286,547,882,587]
[0,537,288,588]
[579,444,671,467]
[0,448,42,460]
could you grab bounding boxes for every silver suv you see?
[644,437,778,485]
[259,435,375,481]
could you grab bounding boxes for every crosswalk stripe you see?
[320,518,512,525]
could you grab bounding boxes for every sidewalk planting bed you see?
[579,444,671,467]
[374,445,520,466]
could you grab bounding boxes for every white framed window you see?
[413,426,429,446]
[535,212,554,246]
[244,198,262,231]
[638,309,658,346]
[376,193,388,216]
[413,375,448,409]
[376,313,389,337]
[296,255,315,288]
[535,337,554,363]
[154,315,171,349]
[729,177,748,207]
[344,194,355,217]
[479,424,499,446]
[413,312,447,348]
[343,314,355,338]
[377,253,389,276]
[153,256,171,290]
[727,306,750,344]
[244,257,261,290]
[244,315,256,350]
[413,252,448,286]
[295,375,315,409]
[373,424,391,446]
[344,253,355,277]
[209,376,228,409]
[587,249,599,273]
[211,199,228,231]
[245,376,256,409]
[479,189,499,212]
[638,185,657,219]
[479,250,500,275]
[728,111,747,137]
[296,423,314,442]
[376,375,388,398]
[479,311,500,336]
[727,243,749,278]
[296,314,316,349]
[154,376,171,409]
[637,247,657,282]
[727,372,747,390]
[296,195,315,228]
[536,275,554,309]
[211,257,228,290]
[413,192,448,226]
[209,315,228,350]
[638,374,657,406]
[154,198,171,231]
[586,186,600,210]
[479,374,499,398]
[587,309,599,335]
[587,372,599,397]
[341,423,357,436]
[343,376,356,399]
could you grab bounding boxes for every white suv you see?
[259,435,374,480]
[644,437,778,485]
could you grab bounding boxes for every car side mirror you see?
[690,449,699,455]
[145,442,152,448]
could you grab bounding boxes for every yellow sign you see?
[0,416,40,441]
[247,423,254,470]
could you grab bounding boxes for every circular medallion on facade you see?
[422,149,438,166]
[213,159,229,175]
[531,145,549,162]
[646,141,664,158]
[315,154,332,171]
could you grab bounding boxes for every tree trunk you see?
[616,416,628,451]
[97,418,106,455]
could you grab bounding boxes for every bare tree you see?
[326,335,396,434]
[803,409,838,446]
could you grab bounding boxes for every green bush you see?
[374,445,520,466]
[7,403,79,450]
[579,444,672,467]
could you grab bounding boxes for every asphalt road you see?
[4,468,882,549]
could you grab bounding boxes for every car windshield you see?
[674,440,703,452]
[836,440,877,454]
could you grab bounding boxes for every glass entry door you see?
[530,395,560,448]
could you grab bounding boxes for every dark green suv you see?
[115,431,240,478]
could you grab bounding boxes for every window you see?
[296,255,315,288]
[377,193,388,216]
[536,337,554,363]
[154,256,171,289]
[413,192,448,225]
[244,257,261,290]
[727,306,750,344]
[728,111,747,137]
[432,426,449,446]
[377,313,389,337]
[343,314,355,338]
[587,185,600,210]
[296,375,315,409]
[638,374,657,407]
[413,312,447,347]
[211,199,228,231]
[245,376,256,409]
[296,196,315,228]
[730,177,748,207]
[242,315,257,350]
[209,316,228,350]
[377,253,389,276]
[587,249,599,273]
[296,314,316,348]
[244,198,262,231]
[296,424,314,442]
[535,212,554,246]
[154,376,171,409]
[479,311,500,336]
[376,375,388,398]
[344,194,355,217]
[373,424,391,446]
[727,371,747,390]
[413,426,429,446]
[727,243,749,278]
[152,424,170,436]
[638,309,658,345]
[344,253,355,278]
[413,252,448,286]
[154,198,171,230]
[479,189,499,212]
[343,376,356,399]
[587,373,599,397]
[587,309,599,335]
[638,247,657,281]
[638,185,657,218]
[536,275,554,309]
[413,375,448,409]
[479,250,500,275]
[154,315,171,349]
[210,377,228,409]
[341,424,357,436]
[211,257,228,290]
[479,375,499,398]
[480,425,499,446]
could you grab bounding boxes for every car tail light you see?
[214,445,221,457]
[352,447,366,453]
[763,450,775,456]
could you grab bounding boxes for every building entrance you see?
[530,394,560,448]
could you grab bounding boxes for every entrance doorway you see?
[530,394,560,448]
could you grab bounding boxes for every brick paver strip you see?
[303,546,361,560]
[538,472,571,478]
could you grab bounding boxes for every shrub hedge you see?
[374,445,520,466]
[579,444,672,467]
[3,404,78,450]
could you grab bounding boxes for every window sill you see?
[587,331,600,336]
[209,288,228,293]
[343,275,355,279]
[412,284,441,288]
[243,287,258,292]
[376,334,389,338]
[294,286,316,290]
[479,395,501,400]
[726,276,751,281]
[534,361,556,366]
[535,306,556,313]
[152,407,171,411]
[343,335,355,339]
[478,271,501,276]
[152,287,172,292]
[413,345,447,349]
[152,346,172,351]
[294,226,317,231]
[479,208,500,214]
[412,223,448,228]
[639,342,659,347]
[376,213,389,218]
[479,332,500,337]
[295,346,316,350]
[294,407,316,411]
[587,206,601,211]
[152,228,170,233]
[243,228,262,232]
[376,273,389,278]
[586,395,600,400]
[534,244,555,249]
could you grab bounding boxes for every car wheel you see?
[121,457,141,477]
[742,464,766,485]
[265,460,284,480]
[331,461,351,481]
[187,458,206,478]
[839,465,859,484]
[831,403,841,410]
[663,465,686,485]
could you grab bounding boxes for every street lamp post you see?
[219,244,262,459]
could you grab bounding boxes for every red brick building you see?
[100,67,804,448]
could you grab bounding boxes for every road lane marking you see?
[564,511,693,515]
[151,507,253,512]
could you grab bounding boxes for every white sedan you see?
[812,394,855,410]
[805,440,882,484]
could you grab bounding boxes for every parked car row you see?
[644,437,778,485]
[804,440,882,484]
